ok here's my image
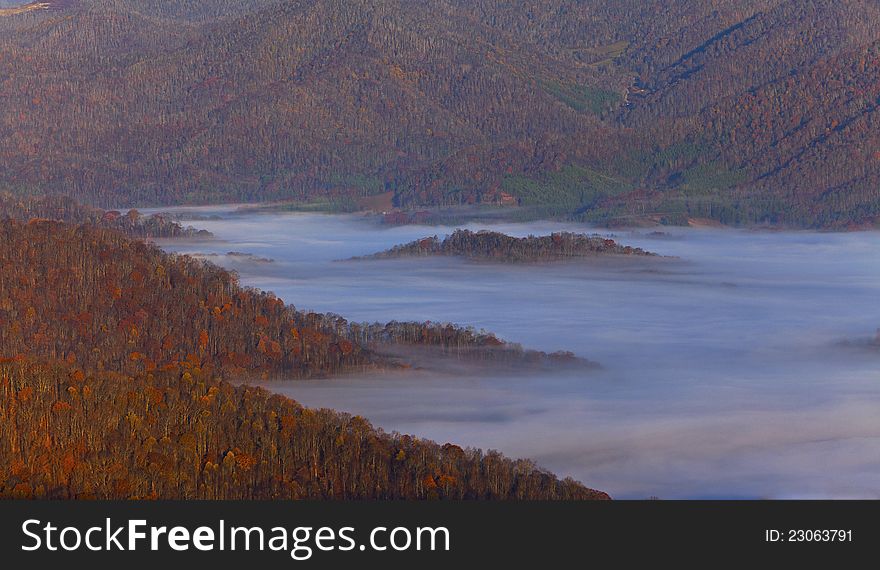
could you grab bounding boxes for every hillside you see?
[0,219,608,499]
[0,219,588,377]
[0,0,878,227]
[0,358,608,499]
[0,193,212,237]
[0,219,375,379]
[354,229,655,262]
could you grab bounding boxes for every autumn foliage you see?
[0,359,607,499]
[0,219,372,379]
[1,1,879,226]
[0,193,211,238]
[0,219,597,377]
[0,219,608,499]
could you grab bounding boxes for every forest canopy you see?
[0,0,878,227]
[0,359,607,499]
[0,219,609,499]
[0,219,592,378]
[0,193,212,238]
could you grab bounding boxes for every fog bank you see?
[153,207,880,498]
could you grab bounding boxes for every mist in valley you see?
[152,207,880,499]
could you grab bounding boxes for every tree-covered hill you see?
[0,217,596,379]
[355,229,655,262]
[0,0,878,227]
[0,357,608,499]
[0,193,212,237]
[0,216,609,500]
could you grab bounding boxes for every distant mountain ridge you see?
[0,0,878,227]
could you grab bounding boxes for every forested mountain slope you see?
[0,218,609,499]
[0,218,590,379]
[0,0,878,227]
[0,359,608,499]
[0,193,212,237]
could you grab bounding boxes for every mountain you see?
[0,359,608,499]
[0,0,878,227]
[0,213,591,380]
[0,217,609,499]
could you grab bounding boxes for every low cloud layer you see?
[155,208,880,498]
